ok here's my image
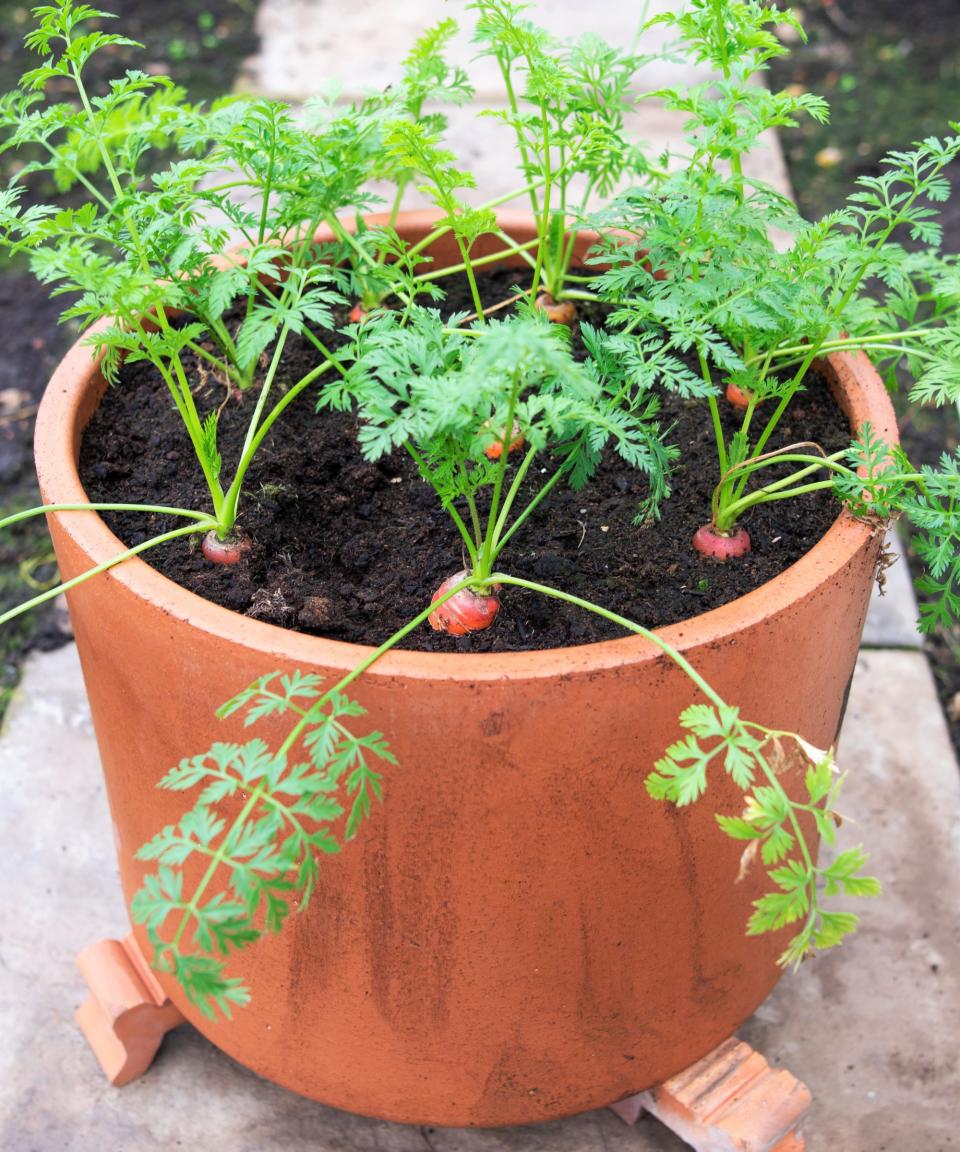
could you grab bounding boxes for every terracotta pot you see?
[35,211,897,1126]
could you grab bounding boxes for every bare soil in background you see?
[770,0,960,752]
[0,0,259,720]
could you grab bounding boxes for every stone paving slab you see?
[237,0,792,213]
[239,0,710,103]
[346,103,791,217]
[1,643,958,1151]
[742,649,960,1151]
[861,530,924,650]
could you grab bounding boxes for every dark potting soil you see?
[79,269,852,653]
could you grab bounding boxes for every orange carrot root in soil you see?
[692,524,752,561]
[483,421,525,460]
[534,293,576,326]
[725,382,755,410]
[202,530,252,565]
[428,570,502,635]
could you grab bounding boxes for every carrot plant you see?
[0,2,358,592]
[10,0,960,1019]
[584,0,960,578]
[132,670,396,1018]
[0,1,484,603]
[469,0,652,311]
[337,309,675,592]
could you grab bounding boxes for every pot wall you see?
[35,213,897,1126]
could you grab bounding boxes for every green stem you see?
[185,340,244,387]
[404,180,552,262]
[451,459,483,555]
[0,502,212,531]
[478,385,520,577]
[417,236,540,283]
[386,180,408,235]
[751,172,947,470]
[712,0,731,78]
[404,444,478,567]
[740,344,829,499]
[256,114,278,250]
[730,152,745,203]
[489,443,539,553]
[456,239,486,322]
[737,392,760,443]
[494,459,574,555]
[499,57,541,220]
[754,328,936,366]
[724,451,848,486]
[400,135,588,271]
[720,480,836,527]
[490,574,726,707]
[0,521,213,628]
[291,213,328,273]
[237,328,289,464]
[69,61,128,208]
[772,344,939,376]
[153,358,226,519]
[67,51,187,370]
[324,213,379,271]
[561,289,603,303]
[495,230,540,271]
[703,352,728,483]
[209,316,244,369]
[490,572,819,961]
[170,793,261,953]
[528,101,553,303]
[38,139,112,212]
[718,462,936,531]
[220,327,336,530]
[250,274,350,380]
[234,361,338,502]
[754,745,820,963]
[714,452,849,529]
[70,47,214,423]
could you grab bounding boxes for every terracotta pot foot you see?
[75,932,185,1087]
[609,1036,811,1151]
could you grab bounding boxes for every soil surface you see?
[0,0,260,720]
[770,0,960,751]
[79,270,851,653]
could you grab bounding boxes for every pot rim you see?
[34,209,900,683]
